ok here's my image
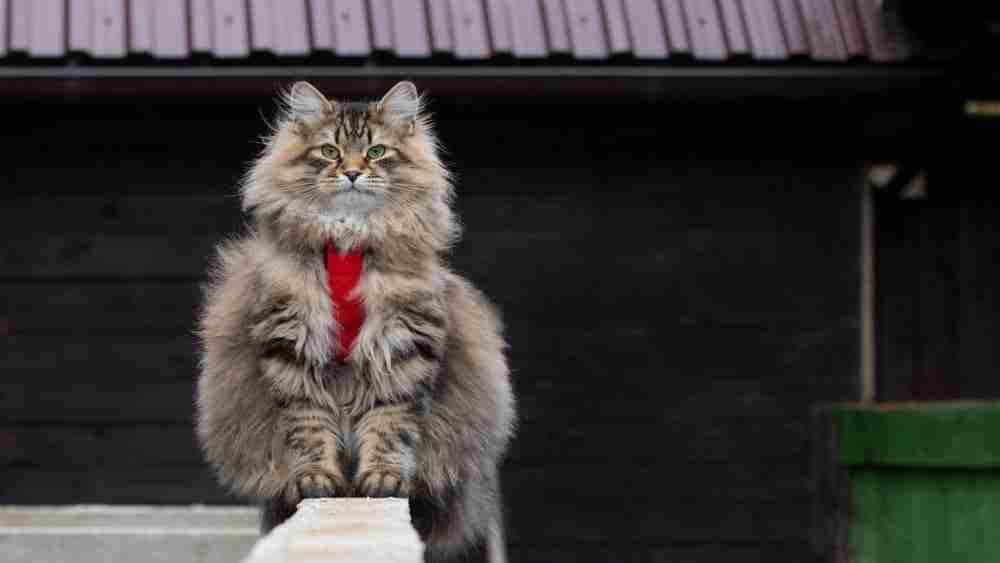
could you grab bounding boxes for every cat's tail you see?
[486,512,507,563]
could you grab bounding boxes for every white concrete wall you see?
[0,505,259,563]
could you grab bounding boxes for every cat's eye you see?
[366,145,386,159]
[320,144,340,160]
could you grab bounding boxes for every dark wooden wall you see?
[876,146,1000,401]
[0,97,867,562]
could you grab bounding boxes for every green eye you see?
[366,145,386,159]
[320,144,340,159]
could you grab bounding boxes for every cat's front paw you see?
[286,467,348,505]
[356,465,408,498]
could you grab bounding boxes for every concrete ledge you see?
[244,499,423,563]
[0,505,259,563]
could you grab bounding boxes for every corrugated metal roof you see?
[0,0,909,64]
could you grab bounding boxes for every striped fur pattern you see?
[196,82,515,562]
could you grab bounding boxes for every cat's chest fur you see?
[254,239,445,410]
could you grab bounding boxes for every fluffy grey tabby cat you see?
[196,81,515,562]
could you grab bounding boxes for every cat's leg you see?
[259,496,296,534]
[353,294,447,497]
[354,401,422,497]
[281,401,349,504]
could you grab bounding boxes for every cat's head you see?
[242,81,457,258]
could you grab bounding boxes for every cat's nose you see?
[344,170,361,183]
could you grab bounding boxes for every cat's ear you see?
[377,81,420,132]
[287,81,333,124]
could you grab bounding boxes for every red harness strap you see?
[325,242,365,363]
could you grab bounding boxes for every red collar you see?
[325,242,365,363]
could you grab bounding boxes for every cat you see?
[196,81,515,563]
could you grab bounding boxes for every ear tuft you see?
[378,81,421,130]
[287,81,333,123]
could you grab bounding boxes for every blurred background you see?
[1,1,998,562]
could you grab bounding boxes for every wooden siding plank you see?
[390,0,431,57]
[29,0,66,57]
[0,467,236,504]
[128,0,154,53]
[717,0,749,55]
[739,0,787,59]
[249,0,273,51]
[601,0,631,53]
[0,424,206,468]
[796,0,847,61]
[832,0,865,57]
[449,0,490,58]
[485,0,512,53]
[426,0,452,52]
[660,0,689,54]
[189,0,214,53]
[775,0,808,55]
[212,0,250,57]
[623,0,668,58]
[855,0,905,62]
[369,0,392,50]
[0,0,8,55]
[273,0,310,55]
[91,0,127,57]
[10,0,29,51]
[332,0,371,55]
[152,0,189,58]
[541,0,570,53]
[309,0,335,50]
[508,0,548,57]
[566,0,609,59]
[681,0,727,60]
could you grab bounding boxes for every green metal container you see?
[814,402,1000,563]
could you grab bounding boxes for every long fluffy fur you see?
[196,82,515,562]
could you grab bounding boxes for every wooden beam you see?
[0,65,947,102]
[243,499,423,563]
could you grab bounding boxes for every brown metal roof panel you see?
[333,0,372,56]
[485,0,512,54]
[541,0,571,53]
[153,0,190,58]
[10,0,29,52]
[0,0,6,56]
[682,0,727,60]
[69,0,89,53]
[449,0,490,58]
[855,0,906,62]
[624,0,668,58]
[273,0,310,56]
[391,0,432,57]
[602,0,632,54]
[427,0,454,52]
[508,0,548,57]
[369,0,393,50]
[660,0,690,54]
[309,0,336,51]
[129,0,153,54]
[718,0,750,55]
[739,0,788,60]
[92,0,127,58]
[832,0,866,57]
[190,0,214,53]
[566,0,610,59]
[30,0,66,57]
[797,0,848,61]
[775,0,809,55]
[249,0,273,52]
[213,0,250,58]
